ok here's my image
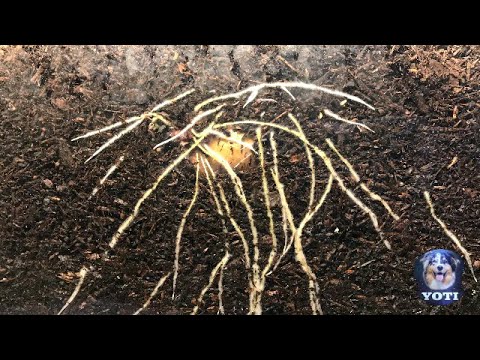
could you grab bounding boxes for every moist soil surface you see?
[1,45,479,315]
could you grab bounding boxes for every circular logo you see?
[414,249,464,305]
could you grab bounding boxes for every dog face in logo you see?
[419,251,460,290]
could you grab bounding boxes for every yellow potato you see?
[191,132,255,174]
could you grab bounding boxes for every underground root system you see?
[59,81,476,315]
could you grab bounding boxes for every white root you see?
[269,133,321,314]
[147,112,173,128]
[288,113,316,210]
[201,145,260,260]
[191,251,231,315]
[201,143,262,314]
[323,109,375,133]
[270,131,296,263]
[109,124,213,249]
[203,154,253,287]
[71,116,143,141]
[290,173,334,315]
[200,156,230,314]
[325,138,360,182]
[360,183,400,221]
[257,98,277,103]
[325,138,399,221]
[85,118,143,163]
[200,156,227,234]
[281,86,296,100]
[151,88,196,112]
[269,132,333,315]
[153,104,225,149]
[291,174,334,315]
[217,258,226,315]
[90,155,125,198]
[215,119,390,250]
[281,206,289,255]
[172,158,201,300]
[58,267,89,315]
[424,191,477,282]
[256,128,278,287]
[312,145,391,250]
[134,272,171,315]
[195,81,375,112]
[243,89,259,108]
[73,88,195,142]
[215,173,251,270]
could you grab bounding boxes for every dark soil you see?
[1,45,479,315]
